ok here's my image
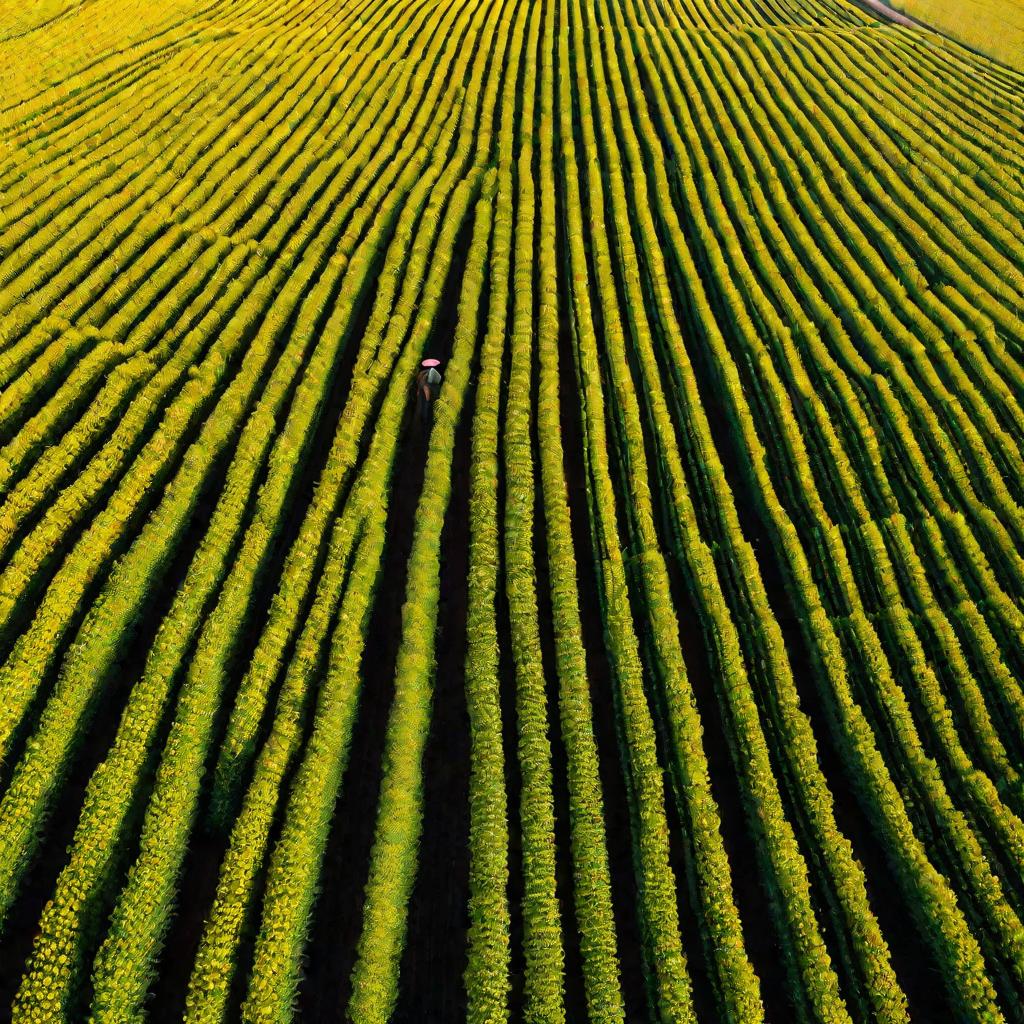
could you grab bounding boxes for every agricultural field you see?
[0,0,1022,1020]
[880,0,1024,68]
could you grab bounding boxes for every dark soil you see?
[392,368,473,1022]
[296,395,425,1024]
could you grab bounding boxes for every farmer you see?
[415,358,443,422]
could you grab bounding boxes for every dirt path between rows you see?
[855,0,921,31]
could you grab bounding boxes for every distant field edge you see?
[864,0,1024,71]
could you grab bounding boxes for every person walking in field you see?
[415,358,443,424]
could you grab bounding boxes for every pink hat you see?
[421,358,441,368]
